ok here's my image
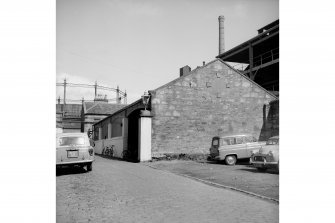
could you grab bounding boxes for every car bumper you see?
[56,159,94,166]
[250,158,278,168]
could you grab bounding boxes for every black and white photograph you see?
[56,0,279,222]
[3,0,335,223]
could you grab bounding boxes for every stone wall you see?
[150,59,277,156]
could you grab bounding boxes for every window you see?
[59,137,85,146]
[212,139,219,146]
[223,137,235,145]
[235,137,243,144]
[266,138,279,145]
[245,136,257,143]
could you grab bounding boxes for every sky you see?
[57,0,279,104]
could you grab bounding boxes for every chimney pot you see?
[180,65,191,77]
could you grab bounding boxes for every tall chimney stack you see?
[218,15,225,55]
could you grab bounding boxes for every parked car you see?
[56,133,95,171]
[250,136,279,172]
[209,134,266,165]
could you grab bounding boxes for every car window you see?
[212,139,219,146]
[245,136,258,143]
[235,137,243,144]
[223,137,235,145]
[59,137,86,146]
[266,138,279,145]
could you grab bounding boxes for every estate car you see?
[209,134,266,165]
[56,133,95,171]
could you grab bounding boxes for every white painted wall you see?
[138,116,152,162]
[94,136,124,158]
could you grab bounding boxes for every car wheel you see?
[225,155,237,165]
[86,163,92,172]
[257,167,267,172]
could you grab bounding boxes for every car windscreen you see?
[59,137,86,146]
[266,139,279,145]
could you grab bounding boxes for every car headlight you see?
[268,151,273,156]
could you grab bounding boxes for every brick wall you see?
[150,59,277,156]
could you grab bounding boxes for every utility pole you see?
[63,78,67,105]
[116,85,120,104]
[124,90,127,104]
[94,81,98,99]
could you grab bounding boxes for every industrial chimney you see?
[218,15,225,55]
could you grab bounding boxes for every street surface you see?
[146,159,279,200]
[57,156,278,223]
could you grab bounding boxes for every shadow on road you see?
[56,166,87,176]
[202,159,250,166]
[237,168,279,175]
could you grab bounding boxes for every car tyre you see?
[225,155,237,165]
[257,167,267,172]
[86,163,92,172]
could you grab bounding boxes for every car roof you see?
[268,136,279,140]
[56,133,87,137]
[215,134,253,138]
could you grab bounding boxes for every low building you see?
[93,59,278,161]
[81,101,126,134]
[56,104,82,133]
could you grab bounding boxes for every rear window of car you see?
[212,138,219,146]
[59,137,86,146]
[266,138,279,145]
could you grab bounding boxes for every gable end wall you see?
[150,60,277,156]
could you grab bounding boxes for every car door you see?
[234,136,248,158]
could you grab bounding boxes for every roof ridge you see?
[152,58,220,92]
[217,58,278,99]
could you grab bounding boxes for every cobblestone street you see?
[57,156,278,223]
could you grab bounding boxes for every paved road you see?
[57,156,278,223]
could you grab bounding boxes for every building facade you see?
[93,59,278,161]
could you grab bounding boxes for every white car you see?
[209,134,266,165]
[56,133,95,171]
[250,136,279,172]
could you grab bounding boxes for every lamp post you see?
[141,91,151,115]
[139,91,152,162]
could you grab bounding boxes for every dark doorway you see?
[126,109,141,162]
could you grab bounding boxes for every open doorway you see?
[126,109,142,162]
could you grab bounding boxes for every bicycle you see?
[102,145,114,158]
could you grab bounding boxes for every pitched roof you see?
[152,58,277,100]
[56,104,82,117]
[83,102,126,115]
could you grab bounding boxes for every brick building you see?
[93,59,278,161]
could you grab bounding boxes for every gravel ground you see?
[145,159,279,200]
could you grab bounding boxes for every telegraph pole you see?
[63,78,67,105]
[116,86,120,104]
[94,81,98,99]
[124,90,127,104]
